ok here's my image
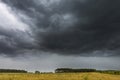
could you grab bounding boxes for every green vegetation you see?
[0,69,27,73]
[55,68,120,75]
[0,68,120,75]
[35,71,40,74]
[55,68,96,73]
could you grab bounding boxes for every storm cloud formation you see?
[1,0,120,56]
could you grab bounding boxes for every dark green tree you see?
[35,71,40,74]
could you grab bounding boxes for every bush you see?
[35,71,40,74]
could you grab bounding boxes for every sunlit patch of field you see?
[0,73,120,80]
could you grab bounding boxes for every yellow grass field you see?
[0,73,120,80]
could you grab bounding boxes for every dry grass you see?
[0,72,120,80]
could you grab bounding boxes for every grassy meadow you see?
[0,73,120,80]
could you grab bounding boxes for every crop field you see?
[0,73,120,80]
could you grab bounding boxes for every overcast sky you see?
[0,0,120,72]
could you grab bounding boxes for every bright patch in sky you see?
[0,1,29,32]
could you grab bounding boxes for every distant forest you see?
[0,69,27,73]
[0,68,120,75]
[55,68,120,75]
[55,68,96,73]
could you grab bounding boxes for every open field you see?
[0,73,120,80]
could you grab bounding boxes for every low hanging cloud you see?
[1,0,120,56]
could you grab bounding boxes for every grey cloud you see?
[38,0,120,56]
[0,29,35,56]
[0,1,35,56]
[1,0,120,56]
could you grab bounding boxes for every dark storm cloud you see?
[38,0,120,56]
[1,0,120,56]
[0,29,35,56]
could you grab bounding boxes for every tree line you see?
[0,68,120,75]
[55,68,120,75]
[97,70,120,75]
[0,69,27,73]
[55,68,96,73]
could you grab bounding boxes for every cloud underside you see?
[0,0,120,56]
